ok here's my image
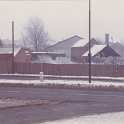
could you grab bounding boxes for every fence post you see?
[40,72,44,82]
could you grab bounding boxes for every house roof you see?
[72,38,101,48]
[45,35,83,51]
[72,39,88,47]
[111,42,124,57]
[82,45,106,56]
[0,47,21,56]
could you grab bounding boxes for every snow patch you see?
[41,112,124,124]
[0,78,124,88]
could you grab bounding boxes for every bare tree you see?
[22,17,49,51]
[0,38,3,47]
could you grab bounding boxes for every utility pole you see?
[12,21,15,73]
[88,0,91,83]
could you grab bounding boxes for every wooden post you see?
[88,0,92,84]
[12,21,15,73]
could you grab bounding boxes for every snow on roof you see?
[45,35,82,50]
[0,47,21,56]
[32,52,64,54]
[82,45,106,56]
[31,52,65,56]
[72,39,88,47]
[14,48,21,56]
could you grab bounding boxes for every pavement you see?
[0,75,124,123]
[1,86,124,124]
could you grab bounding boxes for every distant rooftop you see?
[83,45,106,56]
[45,35,83,50]
[72,38,88,47]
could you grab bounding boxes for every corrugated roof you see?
[82,45,106,56]
[72,39,88,47]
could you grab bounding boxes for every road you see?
[1,86,124,124]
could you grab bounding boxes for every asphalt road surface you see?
[1,86,124,124]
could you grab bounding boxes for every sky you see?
[0,0,124,43]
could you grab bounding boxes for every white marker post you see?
[40,72,44,82]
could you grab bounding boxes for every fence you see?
[0,54,13,74]
[0,61,124,77]
[14,63,124,77]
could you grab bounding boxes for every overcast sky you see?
[0,0,123,42]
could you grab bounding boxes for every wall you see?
[71,45,89,62]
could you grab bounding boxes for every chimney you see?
[105,33,109,46]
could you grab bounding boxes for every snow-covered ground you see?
[41,112,124,124]
[0,78,124,87]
